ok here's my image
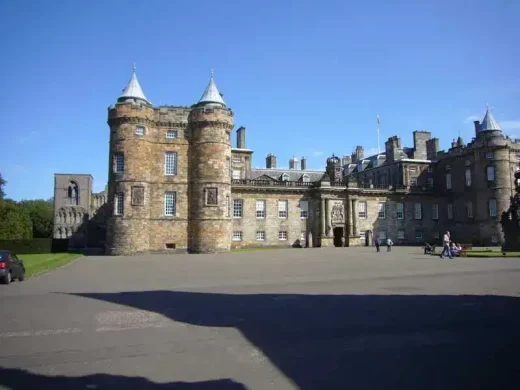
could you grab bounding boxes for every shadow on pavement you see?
[0,369,245,389]
[4,292,520,389]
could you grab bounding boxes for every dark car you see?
[0,250,25,284]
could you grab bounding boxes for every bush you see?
[0,238,70,254]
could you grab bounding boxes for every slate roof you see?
[480,106,502,132]
[344,149,409,175]
[118,65,151,105]
[198,71,226,106]
[249,168,325,182]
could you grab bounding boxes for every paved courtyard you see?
[0,247,519,389]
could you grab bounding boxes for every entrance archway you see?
[333,227,344,247]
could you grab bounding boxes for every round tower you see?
[477,106,511,244]
[188,72,234,253]
[106,65,154,255]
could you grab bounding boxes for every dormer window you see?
[302,174,310,183]
[281,173,289,182]
[136,126,145,136]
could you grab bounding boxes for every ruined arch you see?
[67,181,79,205]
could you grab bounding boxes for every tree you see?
[0,200,32,240]
[0,173,5,200]
[18,199,54,238]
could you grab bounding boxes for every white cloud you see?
[499,120,520,131]
[464,115,480,123]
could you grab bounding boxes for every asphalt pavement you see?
[0,246,519,389]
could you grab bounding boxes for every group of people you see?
[440,231,462,259]
[374,237,393,252]
[373,230,462,258]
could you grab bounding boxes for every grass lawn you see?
[465,251,520,258]
[18,253,83,277]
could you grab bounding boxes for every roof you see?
[249,168,325,182]
[198,71,226,106]
[479,106,502,132]
[118,65,151,105]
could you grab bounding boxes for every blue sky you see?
[1,0,518,200]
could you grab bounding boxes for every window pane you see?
[414,203,422,219]
[278,200,288,218]
[256,231,265,241]
[164,192,176,216]
[396,203,404,219]
[115,192,124,215]
[300,200,309,218]
[115,153,124,173]
[256,200,266,218]
[378,202,386,219]
[447,203,453,219]
[489,199,497,217]
[165,152,177,175]
[487,166,495,181]
[358,201,367,218]
[446,173,452,189]
[233,199,243,218]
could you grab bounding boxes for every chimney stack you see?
[301,156,307,170]
[289,156,300,170]
[266,153,276,169]
[341,155,351,165]
[236,126,246,149]
[473,121,481,136]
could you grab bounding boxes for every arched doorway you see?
[333,227,344,247]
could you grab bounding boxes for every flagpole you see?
[377,115,380,154]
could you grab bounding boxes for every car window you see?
[12,254,19,260]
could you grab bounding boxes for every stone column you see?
[321,198,326,236]
[325,199,331,236]
[347,197,353,237]
[352,198,358,236]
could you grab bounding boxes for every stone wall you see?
[230,190,310,248]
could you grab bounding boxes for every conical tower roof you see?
[198,70,226,106]
[118,64,151,105]
[480,105,502,132]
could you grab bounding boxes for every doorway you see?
[333,227,344,247]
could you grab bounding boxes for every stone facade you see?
[53,70,520,254]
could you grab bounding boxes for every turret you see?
[476,105,503,139]
[326,154,342,183]
[188,71,234,253]
[106,65,154,255]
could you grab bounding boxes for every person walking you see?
[386,237,393,252]
[440,231,453,259]
[375,236,380,252]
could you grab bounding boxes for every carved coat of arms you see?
[331,203,344,224]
